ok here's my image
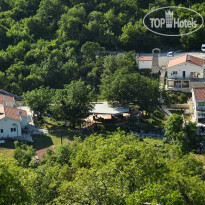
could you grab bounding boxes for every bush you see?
[169,93,177,103]
[179,93,188,103]
[13,141,36,168]
[154,109,164,119]
[38,120,43,127]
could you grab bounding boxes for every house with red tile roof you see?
[138,56,153,73]
[166,54,205,92]
[192,88,205,123]
[0,94,15,107]
[0,104,28,139]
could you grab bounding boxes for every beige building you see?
[166,54,205,92]
[138,56,153,72]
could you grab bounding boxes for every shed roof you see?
[168,54,205,68]
[138,56,153,61]
[90,102,129,115]
[0,94,15,105]
[0,105,27,120]
[193,88,205,101]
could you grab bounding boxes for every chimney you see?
[5,97,8,106]
[187,55,190,61]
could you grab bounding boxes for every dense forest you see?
[1,1,205,204]
[0,0,204,96]
[1,130,205,204]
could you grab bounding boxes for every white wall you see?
[192,89,197,121]
[21,116,28,128]
[138,61,152,69]
[168,62,204,79]
[6,101,15,107]
[0,118,22,138]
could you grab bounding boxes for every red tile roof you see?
[188,55,205,67]
[0,106,27,120]
[0,94,15,105]
[36,146,55,161]
[168,54,205,68]
[138,56,153,61]
[193,88,205,100]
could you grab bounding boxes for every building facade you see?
[166,55,205,92]
[0,94,28,139]
[192,88,205,123]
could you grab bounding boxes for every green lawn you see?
[0,118,88,157]
[0,140,15,157]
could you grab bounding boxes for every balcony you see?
[197,107,205,112]
[168,77,205,82]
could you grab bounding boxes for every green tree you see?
[0,154,32,204]
[81,41,105,61]
[184,121,200,151]
[165,114,184,140]
[30,164,61,204]
[52,80,93,128]
[23,86,53,120]
[13,141,36,168]
[56,145,72,165]
[58,5,86,41]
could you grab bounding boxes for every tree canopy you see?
[1,130,205,204]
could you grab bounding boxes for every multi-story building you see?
[166,54,205,92]
[192,87,205,123]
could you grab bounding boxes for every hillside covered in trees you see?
[1,1,205,204]
[0,0,205,96]
[1,130,205,204]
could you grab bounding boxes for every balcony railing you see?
[168,77,205,82]
[197,107,205,112]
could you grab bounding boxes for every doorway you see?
[183,71,185,78]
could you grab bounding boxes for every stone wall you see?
[170,104,190,109]
[190,81,205,91]
[167,81,205,92]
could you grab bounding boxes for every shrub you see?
[13,141,36,168]
[179,93,188,103]
[154,109,164,119]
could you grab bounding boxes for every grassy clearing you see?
[0,140,15,157]
[0,117,88,157]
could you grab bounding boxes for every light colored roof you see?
[90,102,129,115]
[0,94,15,105]
[0,105,27,120]
[168,54,205,68]
[138,56,153,61]
[193,88,205,101]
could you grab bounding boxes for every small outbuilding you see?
[88,102,130,124]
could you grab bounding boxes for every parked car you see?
[201,44,205,52]
[167,51,174,57]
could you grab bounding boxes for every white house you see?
[138,56,153,72]
[192,88,205,123]
[166,54,205,92]
[0,105,28,139]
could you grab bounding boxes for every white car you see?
[201,44,205,52]
[167,51,174,57]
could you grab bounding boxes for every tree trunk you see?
[177,181,193,205]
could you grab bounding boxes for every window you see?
[0,129,3,133]
[198,102,205,107]
[173,71,178,75]
[11,128,16,132]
